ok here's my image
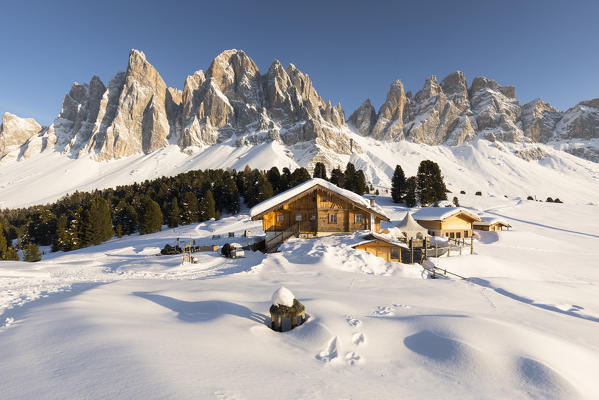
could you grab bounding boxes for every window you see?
[456,232,461,239]
[310,215,316,220]
[390,248,400,260]
[277,214,285,222]
[464,230,469,237]
[295,214,302,222]
[449,232,455,238]
[321,196,327,202]
[329,214,337,223]
[356,214,364,223]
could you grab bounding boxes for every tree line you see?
[0,162,370,261]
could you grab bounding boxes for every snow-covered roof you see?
[249,178,389,220]
[352,232,409,249]
[395,212,428,234]
[473,216,511,227]
[412,207,481,222]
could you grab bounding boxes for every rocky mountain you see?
[350,71,599,161]
[2,49,599,166]
[1,49,352,166]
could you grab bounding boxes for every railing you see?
[265,223,300,252]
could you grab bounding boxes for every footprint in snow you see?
[373,306,394,316]
[316,336,339,363]
[345,315,362,328]
[352,332,366,346]
[345,351,363,366]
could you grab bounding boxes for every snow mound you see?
[271,286,295,307]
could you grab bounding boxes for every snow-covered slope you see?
[1,196,598,399]
[2,130,599,209]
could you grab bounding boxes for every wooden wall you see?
[261,187,375,233]
[354,240,402,262]
[416,214,475,238]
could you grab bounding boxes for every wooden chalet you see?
[473,217,511,231]
[412,207,481,239]
[250,178,390,251]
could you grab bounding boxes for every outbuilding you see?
[473,216,511,231]
[412,207,481,239]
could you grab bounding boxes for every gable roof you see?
[412,207,481,222]
[473,216,511,227]
[249,178,389,221]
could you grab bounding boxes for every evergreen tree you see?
[416,160,447,205]
[355,170,367,195]
[289,167,311,187]
[313,162,327,180]
[52,214,70,252]
[453,196,460,207]
[199,190,216,221]
[330,166,344,188]
[167,197,181,228]
[391,164,406,203]
[405,176,417,207]
[4,246,19,261]
[180,191,200,224]
[266,167,282,194]
[24,242,42,262]
[343,162,357,192]
[0,222,7,259]
[139,197,162,234]
[81,197,113,246]
[246,172,273,207]
[114,200,138,235]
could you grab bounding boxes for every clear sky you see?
[1,0,598,125]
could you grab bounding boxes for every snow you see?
[474,216,511,226]
[1,195,599,398]
[411,206,481,221]
[249,178,387,218]
[271,286,294,307]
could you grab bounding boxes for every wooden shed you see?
[413,207,481,239]
[250,178,389,251]
[352,233,409,262]
[473,217,511,231]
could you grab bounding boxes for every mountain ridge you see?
[1,49,599,166]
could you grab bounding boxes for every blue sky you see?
[1,0,598,124]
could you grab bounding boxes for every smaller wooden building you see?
[412,207,481,239]
[352,233,408,262]
[473,217,511,231]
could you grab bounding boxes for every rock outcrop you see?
[0,112,42,159]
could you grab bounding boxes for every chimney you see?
[369,198,375,207]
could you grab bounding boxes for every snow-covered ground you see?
[1,195,598,399]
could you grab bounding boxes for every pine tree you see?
[52,214,69,252]
[139,197,163,234]
[114,200,138,235]
[416,160,447,205]
[355,170,367,195]
[246,172,273,207]
[391,165,406,203]
[24,242,42,262]
[199,190,216,221]
[330,167,344,188]
[343,162,357,192]
[180,191,200,224]
[0,221,7,259]
[167,197,181,227]
[313,162,327,180]
[289,167,311,187]
[81,197,113,246]
[453,196,460,207]
[266,167,282,194]
[405,176,417,207]
[4,246,19,261]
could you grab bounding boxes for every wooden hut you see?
[413,207,481,239]
[352,233,408,262]
[250,178,389,251]
[473,217,511,231]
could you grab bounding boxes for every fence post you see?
[410,239,414,264]
[471,236,474,254]
[424,237,428,260]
